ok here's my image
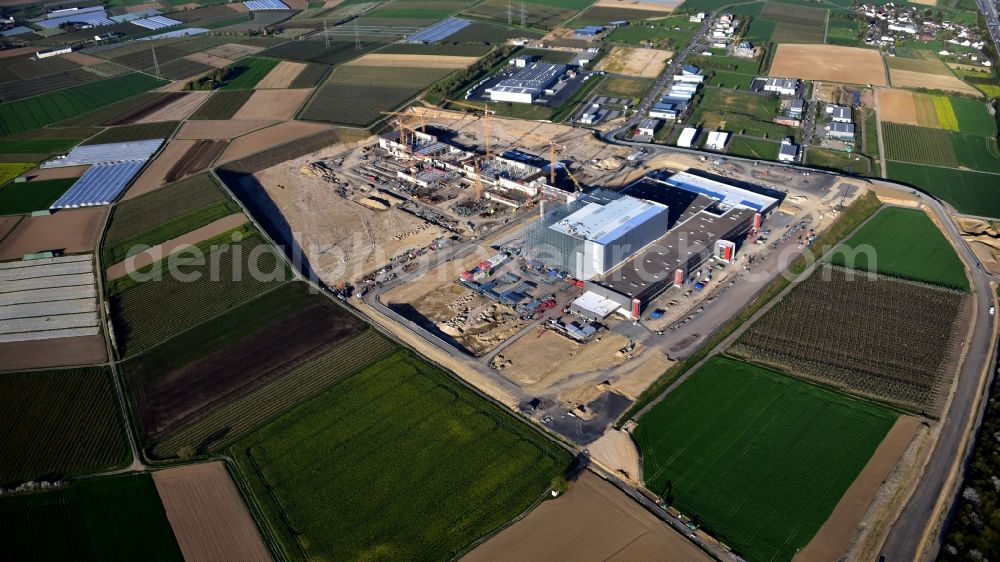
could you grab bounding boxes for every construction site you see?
[250,106,855,444]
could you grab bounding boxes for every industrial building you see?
[528,170,781,319]
[761,77,799,96]
[827,105,852,123]
[677,127,699,148]
[706,131,729,150]
[487,62,569,104]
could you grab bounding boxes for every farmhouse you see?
[778,138,799,162]
[525,170,780,319]
[489,63,569,104]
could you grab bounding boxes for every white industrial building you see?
[546,195,670,279]
[488,62,568,104]
[706,131,729,150]
[762,77,799,96]
[636,119,660,136]
[677,127,699,148]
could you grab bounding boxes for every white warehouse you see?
[547,195,669,279]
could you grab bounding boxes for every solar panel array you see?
[405,17,471,42]
[50,161,146,209]
[132,15,181,30]
[41,139,164,168]
[36,9,114,29]
[243,0,290,10]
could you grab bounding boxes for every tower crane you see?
[446,99,496,159]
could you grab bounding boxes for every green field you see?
[761,2,827,43]
[708,69,755,89]
[690,89,791,140]
[595,75,654,102]
[301,65,456,126]
[0,368,129,485]
[805,147,871,175]
[0,474,182,561]
[110,233,290,356]
[636,356,897,562]
[103,172,242,265]
[0,73,166,136]
[221,57,280,90]
[0,162,34,186]
[949,96,996,138]
[830,206,969,290]
[825,15,864,46]
[572,5,670,26]
[607,16,701,49]
[883,123,1000,173]
[462,0,579,30]
[686,53,761,75]
[0,138,80,155]
[231,350,573,561]
[887,161,1000,218]
[0,178,75,215]
[81,122,179,145]
[728,136,779,159]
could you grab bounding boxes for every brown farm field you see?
[218,120,332,163]
[0,335,107,371]
[165,140,227,183]
[184,52,234,69]
[254,60,306,89]
[888,68,981,96]
[0,208,107,260]
[204,43,265,60]
[592,0,680,11]
[153,462,270,562]
[126,140,196,199]
[231,88,313,121]
[136,91,211,123]
[465,471,711,561]
[343,53,480,69]
[104,92,188,125]
[23,165,90,181]
[594,46,672,78]
[877,88,919,125]
[770,44,887,86]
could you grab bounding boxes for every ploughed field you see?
[731,265,966,414]
[635,356,897,562]
[230,350,573,561]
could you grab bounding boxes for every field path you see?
[875,89,888,178]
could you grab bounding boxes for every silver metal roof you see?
[50,161,145,209]
[41,139,163,168]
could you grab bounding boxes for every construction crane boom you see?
[446,99,494,159]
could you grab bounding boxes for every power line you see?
[354,19,361,49]
[324,19,330,48]
[520,0,526,28]
[151,44,160,78]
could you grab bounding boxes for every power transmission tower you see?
[324,19,330,48]
[151,44,160,78]
[507,1,512,25]
[520,1,526,29]
[354,19,361,49]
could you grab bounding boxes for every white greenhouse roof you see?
[50,161,145,209]
[131,15,181,30]
[243,0,290,10]
[41,139,163,168]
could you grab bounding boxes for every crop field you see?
[0,73,167,136]
[0,162,34,186]
[444,21,544,42]
[301,64,456,126]
[106,46,191,73]
[825,16,864,46]
[635,356,897,562]
[123,281,369,450]
[687,52,761,76]
[103,172,241,264]
[761,3,827,43]
[830,207,968,290]
[573,6,672,26]
[0,137,80,155]
[288,62,330,88]
[188,90,253,120]
[888,162,1000,218]
[769,43,886,86]
[463,0,579,30]
[949,96,997,137]
[728,137,779,159]
[110,233,290,356]
[0,368,128,485]
[0,474,182,561]
[595,75,654,101]
[82,121,178,145]
[0,68,100,103]
[221,57,280,90]
[52,92,164,128]
[0,178,76,215]
[258,40,380,65]
[948,132,1000,173]
[0,55,80,82]
[883,123,956,167]
[157,59,215,81]
[231,350,573,561]
[732,266,967,414]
